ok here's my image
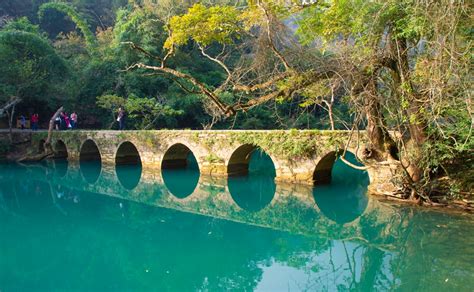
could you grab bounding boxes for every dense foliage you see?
[0,0,472,200]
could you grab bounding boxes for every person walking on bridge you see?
[31,113,39,131]
[70,112,77,129]
[117,107,126,130]
[20,115,26,130]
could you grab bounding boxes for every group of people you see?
[19,113,39,130]
[17,107,125,130]
[55,111,78,130]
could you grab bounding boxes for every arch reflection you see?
[54,140,68,159]
[313,152,369,224]
[79,139,102,184]
[161,144,199,199]
[53,159,68,178]
[228,147,276,212]
[53,140,68,178]
[115,142,142,190]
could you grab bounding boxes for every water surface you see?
[0,158,473,291]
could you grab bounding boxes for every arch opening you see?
[161,143,199,199]
[54,140,68,159]
[313,151,369,186]
[313,151,340,186]
[227,145,276,212]
[115,142,142,190]
[79,139,102,184]
[80,139,101,162]
[312,151,369,224]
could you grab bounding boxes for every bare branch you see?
[198,44,232,90]
[0,97,21,118]
[258,3,292,71]
[126,63,235,116]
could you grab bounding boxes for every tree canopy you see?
[0,0,471,200]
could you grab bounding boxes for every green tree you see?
[38,2,97,52]
[0,29,70,132]
[96,94,182,129]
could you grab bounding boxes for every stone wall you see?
[30,130,398,193]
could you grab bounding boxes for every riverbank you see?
[374,193,474,214]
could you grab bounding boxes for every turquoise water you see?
[0,153,473,291]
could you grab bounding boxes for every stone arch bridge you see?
[32,130,394,193]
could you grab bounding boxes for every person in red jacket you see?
[31,113,39,131]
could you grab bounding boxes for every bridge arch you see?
[54,140,68,159]
[313,151,341,185]
[79,139,102,184]
[227,144,276,177]
[227,144,276,211]
[312,151,370,224]
[79,139,101,162]
[115,141,142,190]
[161,143,200,198]
[313,151,370,186]
[115,141,142,165]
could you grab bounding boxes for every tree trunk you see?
[396,38,428,186]
[365,77,396,162]
[322,99,335,130]
[7,104,16,143]
[44,106,63,154]
[328,102,335,131]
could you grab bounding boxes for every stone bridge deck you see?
[30,130,395,193]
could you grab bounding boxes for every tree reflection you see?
[1,162,473,291]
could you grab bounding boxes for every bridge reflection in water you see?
[1,160,473,291]
[161,144,200,199]
[9,151,373,237]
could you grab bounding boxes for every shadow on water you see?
[80,161,102,184]
[162,152,200,199]
[115,142,142,190]
[116,165,142,190]
[79,140,102,184]
[228,149,276,212]
[53,159,69,178]
[1,162,474,291]
[313,152,369,224]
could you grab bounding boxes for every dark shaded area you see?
[115,142,142,190]
[161,144,199,199]
[313,151,340,185]
[54,140,68,159]
[227,144,257,176]
[38,139,45,153]
[228,148,276,212]
[115,141,141,165]
[313,152,369,224]
[79,139,101,184]
[53,159,68,178]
